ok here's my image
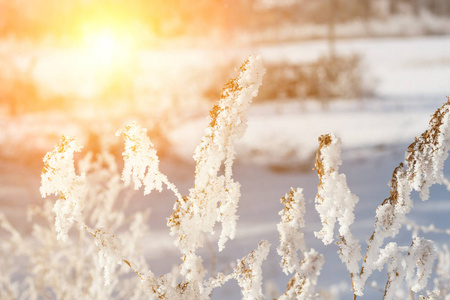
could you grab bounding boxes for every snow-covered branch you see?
[314,134,362,292]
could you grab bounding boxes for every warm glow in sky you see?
[82,28,135,70]
[31,26,140,100]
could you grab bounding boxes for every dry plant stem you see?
[410,289,415,300]
[122,259,143,280]
[315,134,361,297]
[356,163,408,297]
[30,60,449,299]
[358,231,375,285]
[354,99,450,298]
[351,273,357,300]
[86,225,144,280]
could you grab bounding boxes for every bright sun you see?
[82,28,136,71]
[70,26,140,99]
[92,31,117,55]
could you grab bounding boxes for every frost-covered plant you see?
[0,146,149,299]
[406,100,450,200]
[311,133,435,299]
[40,135,85,242]
[274,117,447,299]
[352,99,450,299]
[3,57,450,300]
[368,237,436,299]
[234,240,271,300]
[169,54,265,255]
[276,188,324,299]
[314,134,361,279]
[37,56,270,300]
[354,163,415,296]
[116,123,181,198]
[277,188,308,275]
[278,249,324,300]
[130,56,271,299]
[0,212,26,299]
[292,101,450,299]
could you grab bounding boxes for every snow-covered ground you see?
[1,36,450,299]
[14,36,450,101]
[170,37,450,169]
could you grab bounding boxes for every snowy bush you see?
[205,55,370,103]
[1,56,450,299]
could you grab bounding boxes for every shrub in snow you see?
[1,149,149,299]
[205,55,371,103]
[1,57,450,300]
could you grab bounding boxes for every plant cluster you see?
[1,56,449,299]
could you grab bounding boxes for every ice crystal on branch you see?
[356,163,413,295]
[277,188,307,275]
[92,228,125,286]
[40,135,85,242]
[419,291,442,300]
[373,238,435,300]
[406,97,450,200]
[276,187,324,299]
[405,237,436,293]
[377,242,407,300]
[40,141,148,289]
[28,56,450,300]
[278,249,324,300]
[116,122,181,199]
[356,97,450,295]
[168,55,265,254]
[314,134,361,275]
[233,240,271,300]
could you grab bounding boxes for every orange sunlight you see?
[81,27,136,73]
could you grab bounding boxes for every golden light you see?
[69,23,141,100]
[81,28,136,71]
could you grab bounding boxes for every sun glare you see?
[92,31,117,56]
[71,25,140,99]
[82,29,134,70]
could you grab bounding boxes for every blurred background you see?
[2,0,450,166]
[1,1,450,298]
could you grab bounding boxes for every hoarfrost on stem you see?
[276,187,324,299]
[277,187,307,275]
[168,55,265,254]
[233,240,271,300]
[377,242,407,300]
[373,238,436,300]
[356,163,413,295]
[406,98,450,200]
[92,228,125,286]
[419,291,442,300]
[278,249,324,300]
[116,122,181,199]
[40,138,147,288]
[40,135,85,242]
[314,134,361,275]
[405,237,436,293]
[32,56,450,300]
